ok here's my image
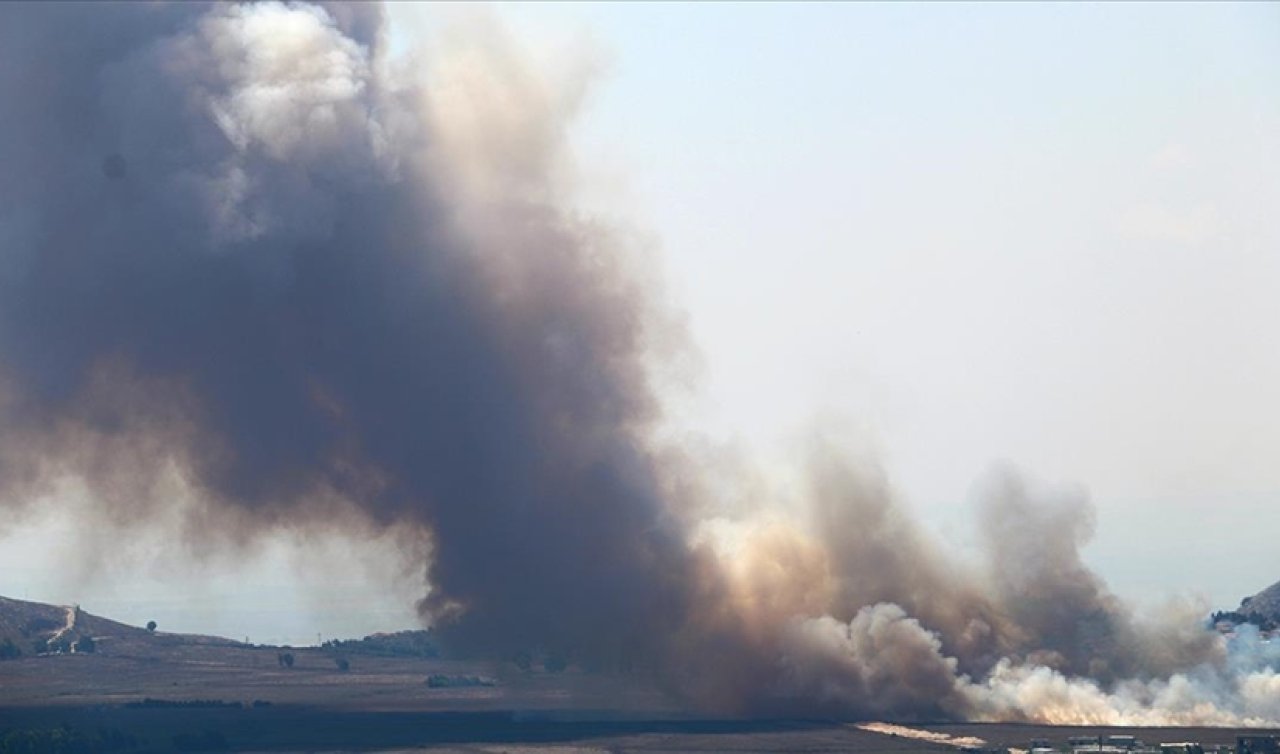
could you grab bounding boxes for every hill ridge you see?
[0,594,241,658]
[1240,579,1280,621]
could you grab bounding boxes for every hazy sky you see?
[2,2,1277,645]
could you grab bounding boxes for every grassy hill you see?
[0,595,240,661]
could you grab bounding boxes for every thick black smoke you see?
[0,0,700,665]
[0,1,1273,724]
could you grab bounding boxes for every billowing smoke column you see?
[0,2,1274,725]
[0,0,700,667]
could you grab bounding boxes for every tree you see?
[0,638,21,660]
[146,621,157,633]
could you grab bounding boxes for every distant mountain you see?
[1240,579,1280,622]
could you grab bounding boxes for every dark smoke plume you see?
[0,2,1274,725]
[0,0,699,665]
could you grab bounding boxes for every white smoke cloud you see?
[159,2,392,241]
[779,604,969,719]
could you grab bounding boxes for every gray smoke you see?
[0,0,700,665]
[0,1,1273,724]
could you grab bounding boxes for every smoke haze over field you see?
[0,1,1276,725]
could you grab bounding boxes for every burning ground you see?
[0,1,1276,726]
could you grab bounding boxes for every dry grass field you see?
[2,598,1276,752]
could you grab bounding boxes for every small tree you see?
[0,637,21,660]
[146,621,157,633]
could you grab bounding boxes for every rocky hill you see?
[1240,579,1280,622]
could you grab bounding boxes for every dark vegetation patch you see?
[0,725,141,754]
[3,708,1279,754]
[320,630,438,658]
[19,618,60,637]
[1211,610,1279,633]
[122,700,243,710]
[425,674,496,689]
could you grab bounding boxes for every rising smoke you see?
[0,2,1274,725]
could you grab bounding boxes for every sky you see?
[2,1,1278,645]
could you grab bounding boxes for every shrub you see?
[0,638,21,661]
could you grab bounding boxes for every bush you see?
[425,674,495,688]
[333,656,350,672]
[73,635,95,654]
[146,621,157,633]
[0,638,21,661]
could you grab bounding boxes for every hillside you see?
[1240,579,1280,621]
[0,595,238,660]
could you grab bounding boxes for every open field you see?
[3,702,1278,754]
[0,642,677,714]
[2,600,1277,752]
[2,647,1277,752]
